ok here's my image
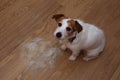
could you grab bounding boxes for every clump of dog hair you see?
[20,38,62,69]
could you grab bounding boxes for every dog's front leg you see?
[69,49,80,61]
[61,44,67,50]
[59,40,67,50]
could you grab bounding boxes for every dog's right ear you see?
[52,14,66,23]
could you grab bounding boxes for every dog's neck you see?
[67,31,78,43]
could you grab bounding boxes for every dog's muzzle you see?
[56,32,62,38]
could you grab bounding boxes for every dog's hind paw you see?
[83,56,97,61]
[83,57,90,61]
[69,55,77,61]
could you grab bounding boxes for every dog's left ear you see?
[75,21,83,33]
[52,14,66,23]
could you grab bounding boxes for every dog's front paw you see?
[69,55,77,61]
[60,45,67,50]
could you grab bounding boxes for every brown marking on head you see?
[67,20,83,36]
[52,14,66,23]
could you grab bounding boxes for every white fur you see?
[54,19,105,61]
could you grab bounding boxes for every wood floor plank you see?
[111,64,120,80]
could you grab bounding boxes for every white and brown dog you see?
[52,14,105,61]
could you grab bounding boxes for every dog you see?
[52,14,105,61]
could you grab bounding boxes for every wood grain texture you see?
[0,0,120,80]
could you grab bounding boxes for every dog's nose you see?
[56,32,62,38]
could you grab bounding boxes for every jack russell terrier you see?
[52,14,105,61]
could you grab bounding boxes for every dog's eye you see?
[58,23,62,27]
[66,27,71,31]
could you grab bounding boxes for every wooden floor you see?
[0,0,120,80]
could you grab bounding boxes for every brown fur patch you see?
[52,14,66,23]
[67,20,82,35]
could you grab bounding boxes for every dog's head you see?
[52,14,82,40]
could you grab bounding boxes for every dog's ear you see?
[68,20,82,33]
[75,21,83,33]
[52,14,66,23]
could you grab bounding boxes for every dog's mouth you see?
[55,30,77,38]
[55,32,67,40]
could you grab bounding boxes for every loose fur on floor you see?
[20,37,62,69]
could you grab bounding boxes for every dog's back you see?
[75,19,105,51]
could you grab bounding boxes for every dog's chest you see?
[63,38,79,50]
